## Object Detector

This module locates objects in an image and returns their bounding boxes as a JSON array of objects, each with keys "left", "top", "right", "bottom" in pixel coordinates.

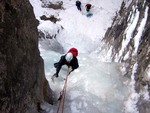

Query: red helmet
[
  {"left": 68, "top": 48, "right": 78, "bottom": 57},
  {"left": 86, "top": 3, "right": 91, "bottom": 6}
]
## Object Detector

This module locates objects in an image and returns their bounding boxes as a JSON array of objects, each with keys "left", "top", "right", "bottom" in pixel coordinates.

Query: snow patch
[
  {"left": 118, "top": 7, "right": 139, "bottom": 60},
  {"left": 133, "top": 6, "right": 149, "bottom": 55}
]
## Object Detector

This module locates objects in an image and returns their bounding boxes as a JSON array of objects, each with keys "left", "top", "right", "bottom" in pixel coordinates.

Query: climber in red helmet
[
  {"left": 85, "top": 3, "right": 92, "bottom": 12},
  {"left": 53, "top": 48, "right": 79, "bottom": 78}
]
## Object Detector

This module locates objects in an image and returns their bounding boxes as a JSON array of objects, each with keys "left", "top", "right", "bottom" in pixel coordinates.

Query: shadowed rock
[{"left": 0, "top": 0, "right": 54, "bottom": 113}]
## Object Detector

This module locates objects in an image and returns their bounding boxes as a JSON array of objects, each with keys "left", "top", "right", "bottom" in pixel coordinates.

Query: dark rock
[
  {"left": 41, "top": 1, "right": 64, "bottom": 10},
  {"left": 40, "top": 15, "right": 60, "bottom": 23},
  {"left": 138, "top": 97, "right": 150, "bottom": 113},
  {"left": 0, "top": 0, "right": 54, "bottom": 113}
]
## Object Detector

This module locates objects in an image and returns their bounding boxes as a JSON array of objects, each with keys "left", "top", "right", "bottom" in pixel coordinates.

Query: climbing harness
[{"left": 56, "top": 67, "right": 70, "bottom": 113}]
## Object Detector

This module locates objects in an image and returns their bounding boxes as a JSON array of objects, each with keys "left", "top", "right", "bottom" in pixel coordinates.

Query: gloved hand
[
  {"left": 69, "top": 71, "right": 71, "bottom": 75},
  {"left": 54, "top": 63, "right": 58, "bottom": 68},
  {"left": 54, "top": 73, "right": 59, "bottom": 78},
  {"left": 69, "top": 69, "right": 74, "bottom": 75}
]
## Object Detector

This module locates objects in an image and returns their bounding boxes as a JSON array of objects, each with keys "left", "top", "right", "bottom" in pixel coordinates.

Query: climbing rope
[{"left": 56, "top": 67, "right": 70, "bottom": 113}]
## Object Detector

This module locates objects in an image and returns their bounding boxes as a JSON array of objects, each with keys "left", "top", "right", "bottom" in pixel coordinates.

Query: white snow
[
  {"left": 124, "top": 51, "right": 130, "bottom": 61},
  {"left": 140, "top": 85, "right": 150, "bottom": 101},
  {"left": 133, "top": 6, "right": 149, "bottom": 55},
  {"left": 118, "top": 7, "right": 139, "bottom": 61},
  {"left": 124, "top": 0, "right": 132, "bottom": 8},
  {"left": 147, "top": 66, "right": 150, "bottom": 80},
  {"left": 124, "top": 62, "right": 139, "bottom": 113}
]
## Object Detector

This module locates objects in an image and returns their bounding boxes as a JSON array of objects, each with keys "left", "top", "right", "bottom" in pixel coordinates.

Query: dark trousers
[{"left": 77, "top": 6, "right": 81, "bottom": 11}]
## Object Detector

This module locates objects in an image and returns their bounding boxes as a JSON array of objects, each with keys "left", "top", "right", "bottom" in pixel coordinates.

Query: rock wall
[
  {"left": 0, "top": 0, "right": 54, "bottom": 113},
  {"left": 103, "top": 0, "right": 150, "bottom": 112}
]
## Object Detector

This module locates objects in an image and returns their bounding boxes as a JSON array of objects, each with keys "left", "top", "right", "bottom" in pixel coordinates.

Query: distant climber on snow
[
  {"left": 53, "top": 48, "right": 79, "bottom": 78},
  {"left": 76, "top": 0, "right": 81, "bottom": 11},
  {"left": 85, "top": 3, "right": 92, "bottom": 12}
]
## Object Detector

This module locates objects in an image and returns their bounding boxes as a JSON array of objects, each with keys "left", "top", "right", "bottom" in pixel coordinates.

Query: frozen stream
[{"left": 39, "top": 44, "right": 129, "bottom": 113}]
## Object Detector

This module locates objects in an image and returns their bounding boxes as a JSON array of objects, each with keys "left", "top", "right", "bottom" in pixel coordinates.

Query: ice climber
[
  {"left": 85, "top": 3, "right": 92, "bottom": 12},
  {"left": 53, "top": 48, "right": 79, "bottom": 78},
  {"left": 76, "top": 0, "right": 81, "bottom": 11}
]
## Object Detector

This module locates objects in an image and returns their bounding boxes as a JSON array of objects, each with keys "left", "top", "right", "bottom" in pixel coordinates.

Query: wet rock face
[
  {"left": 41, "top": 0, "right": 63, "bottom": 9},
  {"left": 0, "top": 0, "right": 54, "bottom": 113},
  {"left": 40, "top": 15, "right": 60, "bottom": 23},
  {"left": 104, "top": 0, "right": 150, "bottom": 112}
]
